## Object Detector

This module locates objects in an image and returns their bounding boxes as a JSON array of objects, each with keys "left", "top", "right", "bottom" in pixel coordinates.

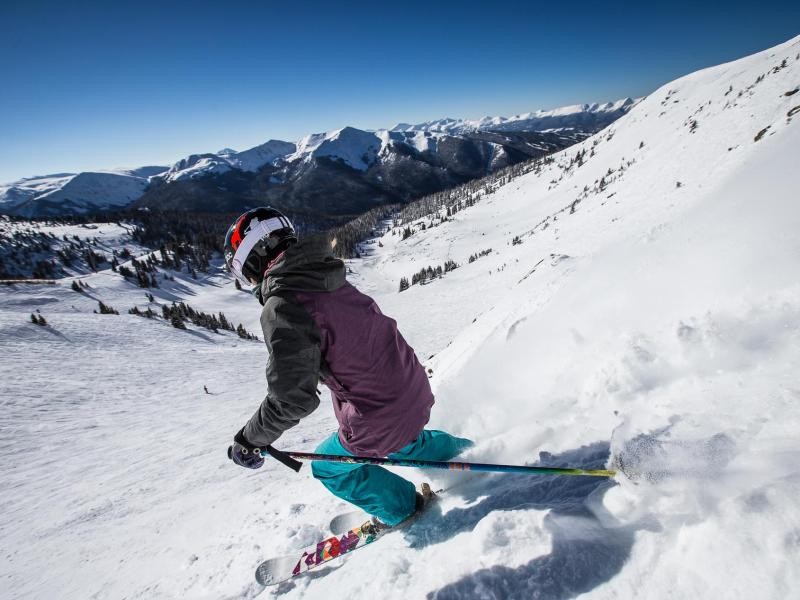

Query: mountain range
[{"left": 0, "top": 99, "right": 637, "bottom": 219}]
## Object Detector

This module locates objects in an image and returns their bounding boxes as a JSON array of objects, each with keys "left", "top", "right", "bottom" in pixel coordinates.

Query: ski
[
  {"left": 255, "top": 520, "right": 384, "bottom": 586},
  {"left": 256, "top": 484, "right": 440, "bottom": 586},
  {"left": 329, "top": 510, "right": 368, "bottom": 536}
]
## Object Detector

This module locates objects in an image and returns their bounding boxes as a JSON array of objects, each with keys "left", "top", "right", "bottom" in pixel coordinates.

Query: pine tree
[{"left": 97, "top": 301, "right": 119, "bottom": 315}]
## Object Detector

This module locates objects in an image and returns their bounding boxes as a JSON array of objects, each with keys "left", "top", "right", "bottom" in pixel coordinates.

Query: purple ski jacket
[{"left": 242, "top": 236, "right": 434, "bottom": 457}]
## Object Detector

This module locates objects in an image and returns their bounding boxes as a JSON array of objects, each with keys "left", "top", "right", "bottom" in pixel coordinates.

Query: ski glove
[{"left": 227, "top": 428, "right": 265, "bottom": 469}]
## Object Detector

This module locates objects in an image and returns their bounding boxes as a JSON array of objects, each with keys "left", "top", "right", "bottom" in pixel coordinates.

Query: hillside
[
  {"left": 345, "top": 33, "right": 800, "bottom": 598},
  {"left": 0, "top": 168, "right": 168, "bottom": 218},
  {"left": 1, "top": 35, "right": 799, "bottom": 600}
]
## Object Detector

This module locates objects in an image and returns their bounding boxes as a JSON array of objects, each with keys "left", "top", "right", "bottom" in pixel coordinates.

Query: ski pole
[{"left": 259, "top": 446, "right": 616, "bottom": 478}]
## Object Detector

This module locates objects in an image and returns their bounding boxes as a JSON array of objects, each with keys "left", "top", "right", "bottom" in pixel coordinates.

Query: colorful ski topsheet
[
  {"left": 256, "top": 487, "right": 441, "bottom": 586},
  {"left": 255, "top": 522, "right": 380, "bottom": 586}
]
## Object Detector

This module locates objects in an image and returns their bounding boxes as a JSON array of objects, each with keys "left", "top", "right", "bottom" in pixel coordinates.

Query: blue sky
[{"left": 1, "top": 0, "right": 798, "bottom": 182}]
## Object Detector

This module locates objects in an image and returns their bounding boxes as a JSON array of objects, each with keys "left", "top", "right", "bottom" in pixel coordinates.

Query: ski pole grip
[{"left": 262, "top": 445, "right": 303, "bottom": 472}]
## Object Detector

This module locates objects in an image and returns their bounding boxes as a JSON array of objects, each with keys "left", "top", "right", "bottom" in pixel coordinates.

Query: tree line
[{"left": 398, "top": 259, "right": 459, "bottom": 291}]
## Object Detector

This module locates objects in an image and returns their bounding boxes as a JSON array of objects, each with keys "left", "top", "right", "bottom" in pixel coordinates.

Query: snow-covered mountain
[
  {"left": 136, "top": 125, "right": 607, "bottom": 216},
  {"left": 0, "top": 167, "right": 167, "bottom": 217},
  {"left": 1, "top": 35, "right": 799, "bottom": 600},
  {"left": 163, "top": 140, "right": 296, "bottom": 182},
  {"left": 288, "top": 127, "right": 382, "bottom": 171},
  {"left": 0, "top": 99, "right": 637, "bottom": 218},
  {"left": 159, "top": 100, "right": 637, "bottom": 183},
  {"left": 391, "top": 97, "right": 639, "bottom": 134}
]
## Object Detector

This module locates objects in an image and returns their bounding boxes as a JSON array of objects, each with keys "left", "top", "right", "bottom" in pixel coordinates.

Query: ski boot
[{"left": 361, "top": 483, "right": 436, "bottom": 535}]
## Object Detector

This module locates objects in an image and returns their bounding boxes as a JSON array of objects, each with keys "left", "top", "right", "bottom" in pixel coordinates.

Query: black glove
[{"left": 227, "top": 428, "right": 265, "bottom": 469}]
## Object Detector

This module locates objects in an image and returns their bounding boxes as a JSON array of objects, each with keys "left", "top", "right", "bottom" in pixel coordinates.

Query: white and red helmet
[{"left": 224, "top": 207, "right": 296, "bottom": 286}]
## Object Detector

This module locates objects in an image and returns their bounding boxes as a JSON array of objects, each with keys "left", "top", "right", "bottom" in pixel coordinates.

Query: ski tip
[
  {"left": 254, "top": 555, "right": 297, "bottom": 587},
  {"left": 255, "top": 565, "right": 277, "bottom": 586}
]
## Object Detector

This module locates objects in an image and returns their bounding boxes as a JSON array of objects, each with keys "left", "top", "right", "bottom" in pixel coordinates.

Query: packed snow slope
[{"left": 1, "top": 35, "right": 799, "bottom": 600}]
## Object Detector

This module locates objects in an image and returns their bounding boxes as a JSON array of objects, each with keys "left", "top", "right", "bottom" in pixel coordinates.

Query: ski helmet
[{"left": 224, "top": 207, "right": 297, "bottom": 286}]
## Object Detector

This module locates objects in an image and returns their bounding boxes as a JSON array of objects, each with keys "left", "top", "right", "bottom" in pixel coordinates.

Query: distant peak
[{"left": 393, "top": 97, "right": 641, "bottom": 134}]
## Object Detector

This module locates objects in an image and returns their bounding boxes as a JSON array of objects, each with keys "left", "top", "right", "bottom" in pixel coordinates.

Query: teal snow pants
[{"left": 311, "top": 429, "right": 473, "bottom": 526}]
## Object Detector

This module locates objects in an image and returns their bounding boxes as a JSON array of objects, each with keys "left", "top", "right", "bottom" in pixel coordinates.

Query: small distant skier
[
  {"left": 204, "top": 385, "right": 210, "bottom": 395},
  {"left": 224, "top": 207, "right": 472, "bottom": 528}
]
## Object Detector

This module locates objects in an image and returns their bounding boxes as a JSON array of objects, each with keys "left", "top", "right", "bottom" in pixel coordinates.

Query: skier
[
  {"left": 224, "top": 207, "right": 472, "bottom": 528},
  {"left": 204, "top": 385, "right": 210, "bottom": 395}
]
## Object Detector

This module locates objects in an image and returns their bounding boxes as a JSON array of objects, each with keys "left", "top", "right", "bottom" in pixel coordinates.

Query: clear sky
[{"left": 1, "top": 0, "right": 798, "bottom": 183}]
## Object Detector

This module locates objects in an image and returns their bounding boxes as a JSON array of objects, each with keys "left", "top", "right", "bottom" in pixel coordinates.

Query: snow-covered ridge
[
  {"left": 287, "top": 127, "right": 382, "bottom": 172},
  {"left": 163, "top": 100, "right": 634, "bottom": 183},
  {"left": 0, "top": 167, "right": 169, "bottom": 217},
  {"left": 1, "top": 98, "right": 636, "bottom": 213},
  {"left": 391, "top": 97, "right": 640, "bottom": 134},
  {"left": 162, "top": 140, "right": 296, "bottom": 182},
  {"left": 161, "top": 128, "right": 388, "bottom": 180},
  {"left": 150, "top": 98, "right": 640, "bottom": 182}
]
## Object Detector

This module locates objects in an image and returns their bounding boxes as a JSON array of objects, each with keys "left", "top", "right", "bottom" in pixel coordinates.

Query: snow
[
  {"left": 165, "top": 127, "right": 386, "bottom": 180},
  {"left": 288, "top": 127, "right": 382, "bottom": 171},
  {"left": 162, "top": 98, "right": 641, "bottom": 182},
  {"left": 0, "top": 168, "right": 168, "bottom": 216},
  {"left": 233, "top": 140, "right": 296, "bottom": 172},
  {"left": 163, "top": 153, "right": 237, "bottom": 182},
  {"left": 0, "top": 173, "right": 75, "bottom": 211},
  {"left": 163, "top": 141, "right": 298, "bottom": 182},
  {"left": 375, "top": 129, "right": 446, "bottom": 155},
  {"left": 391, "top": 97, "right": 640, "bottom": 134},
  {"left": 1, "top": 97, "right": 636, "bottom": 212},
  {"left": 2, "top": 34, "right": 800, "bottom": 600}
]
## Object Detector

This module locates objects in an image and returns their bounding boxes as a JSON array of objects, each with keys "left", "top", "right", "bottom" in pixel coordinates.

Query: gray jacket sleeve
[{"left": 242, "top": 294, "right": 322, "bottom": 447}]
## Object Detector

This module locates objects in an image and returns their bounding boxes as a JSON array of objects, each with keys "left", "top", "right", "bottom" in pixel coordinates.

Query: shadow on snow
[{"left": 403, "top": 441, "right": 654, "bottom": 600}]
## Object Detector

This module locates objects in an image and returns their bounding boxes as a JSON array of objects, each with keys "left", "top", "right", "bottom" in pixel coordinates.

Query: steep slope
[{"left": 338, "top": 34, "right": 800, "bottom": 599}]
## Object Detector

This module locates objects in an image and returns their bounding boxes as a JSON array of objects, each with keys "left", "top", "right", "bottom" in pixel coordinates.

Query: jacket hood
[{"left": 259, "top": 235, "right": 346, "bottom": 302}]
